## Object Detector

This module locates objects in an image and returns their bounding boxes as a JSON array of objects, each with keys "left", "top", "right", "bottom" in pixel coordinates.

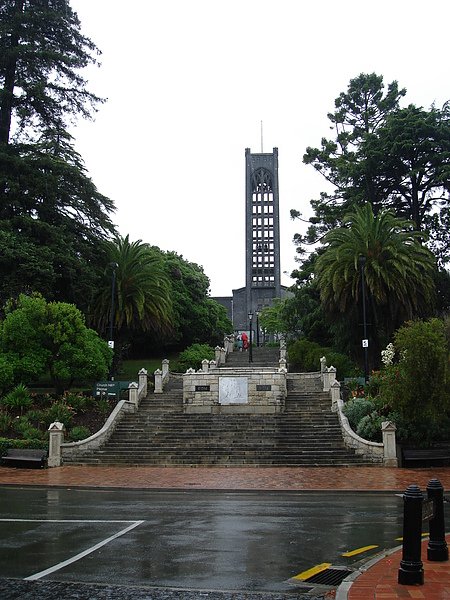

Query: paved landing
[{"left": 1, "top": 465, "right": 450, "bottom": 491}]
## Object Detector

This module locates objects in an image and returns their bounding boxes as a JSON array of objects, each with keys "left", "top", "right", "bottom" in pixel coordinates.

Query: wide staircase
[{"left": 64, "top": 348, "right": 373, "bottom": 466}]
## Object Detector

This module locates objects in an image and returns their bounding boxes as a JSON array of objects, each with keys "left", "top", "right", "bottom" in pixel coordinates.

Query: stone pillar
[
  {"left": 320, "top": 356, "right": 327, "bottom": 375},
  {"left": 322, "top": 366, "right": 336, "bottom": 392},
  {"left": 154, "top": 369, "right": 163, "bottom": 394},
  {"left": 138, "top": 368, "right": 148, "bottom": 396},
  {"left": 227, "top": 335, "right": 235, "bottom": 353},
  {"left": 162, "top": 359, "right": 169, "bottom": 380},
  {"left": 215, "top": 346, "right": 222, "bottom": 365},
  {"left": 220, "top": 347, "right": 226, "bottom": 365},
  {"left": 279, "top": 358, "right": 287, "bottom": 371},
  {"left": 48, "top": 421, "right": 65, "bottom": 467},
  {"left": 128, "top": 382, "right": 139, "bottom": 408},
  {"left": 382, "top": 421, "right": 398, "bottom": 467},
  {"left": 330, "top": 380, "right": 341, "bottom": 411},
  {"left": 202, "top": 359, "right": 209, "bottom": 373},
  {"left": 209, "top": 360, "right": 217, "bottom": 370}
]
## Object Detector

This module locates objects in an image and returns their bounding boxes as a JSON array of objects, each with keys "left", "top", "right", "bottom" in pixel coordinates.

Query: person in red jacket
[{"left": 241, "top": 331, "right": 249, "bottom": 351}]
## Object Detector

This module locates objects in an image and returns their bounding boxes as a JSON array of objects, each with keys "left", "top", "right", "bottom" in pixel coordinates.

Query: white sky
[{"left": 69, "top": 0, "right": 450, "bottom": 296}]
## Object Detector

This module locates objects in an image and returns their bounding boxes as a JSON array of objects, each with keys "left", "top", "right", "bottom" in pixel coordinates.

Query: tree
[
  {"left": 296, "top": 74, "right": 450, "bottom": 266},
  {"left": 0, "top": 293, "right": 111, "bottom": 393},
  {"left": 0, "top": 0, "right": 103, "bottom": 145},
  {"left": 161, "top": 251, "right": 232, "bottom": 349},
  {"left": 0, "top": 130, "right": 115, "bottom": 308},
  {"left": 296, "top": 73, "right": 405, "bottom": 248},
  {"left": 362, "top": 104, "right": 450, "bottom": 263},
  {"left": 90, "top": 236, "right": 174, "bottom": 342},
  {"left": 315, "top": 204, "right": 436, "bottom": 364},
  {"left": 0, "top": 3, "right": 115, "bottom": 309},
  {"left": 258, "top": 300, "right": 286, "bottom": 338}
]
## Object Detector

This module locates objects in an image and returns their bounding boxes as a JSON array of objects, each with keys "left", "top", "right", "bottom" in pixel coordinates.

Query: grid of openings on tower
[{"left": 251, "top": 168, "right": 275, "bottom": 286}]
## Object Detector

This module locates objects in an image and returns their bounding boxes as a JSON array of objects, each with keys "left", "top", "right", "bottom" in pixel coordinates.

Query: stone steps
[{"left": 63, "top": 355, "right": 375, "bottom": 467}]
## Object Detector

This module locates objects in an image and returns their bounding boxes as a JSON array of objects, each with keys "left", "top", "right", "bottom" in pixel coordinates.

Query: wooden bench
[
  {"left": 401, "top": 447, "right": 450, "bottom": 468},
  {"left": 1, "top": 448, "right": 47, "bottom": 469}
]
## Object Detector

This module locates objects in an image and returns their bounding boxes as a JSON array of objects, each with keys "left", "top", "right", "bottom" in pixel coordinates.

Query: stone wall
[{"left": 183, "top": 367, "right": 287, "bottom": 414}]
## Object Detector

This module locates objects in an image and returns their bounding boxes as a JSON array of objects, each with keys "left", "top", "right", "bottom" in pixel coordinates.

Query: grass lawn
[{"left": 116, "top": 355, "right": 179, "bottom": 381}]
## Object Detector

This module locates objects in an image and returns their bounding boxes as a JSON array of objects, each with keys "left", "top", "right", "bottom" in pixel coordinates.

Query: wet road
[{"left": 0, "top": 486, "right": 444, "bottom": 594}]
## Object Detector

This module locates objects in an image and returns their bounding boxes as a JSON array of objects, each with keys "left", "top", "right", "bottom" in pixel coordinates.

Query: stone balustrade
[
  {"left": 322, "top": 356, "right": 397, "bottom": 466},
  {"left": 56, "top": 373, "right": 148, "bottom": 467}
]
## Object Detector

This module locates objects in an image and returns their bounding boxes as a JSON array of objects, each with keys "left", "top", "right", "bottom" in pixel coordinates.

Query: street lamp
[
  {"left": 256, "top": 311, "right": 260, "bottom": 347},
  {"left": 359, "top": 255, "right": 369, "bottom": 383},
  {"left": 248, "top": 311, "right": 253, "bottom": 363},
  {"left": 109, "top": 262, "right": 118, "bottom": 380}
]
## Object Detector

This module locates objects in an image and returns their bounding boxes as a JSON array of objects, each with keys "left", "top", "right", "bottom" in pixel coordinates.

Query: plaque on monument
[
  {"left": 219, "top": 377, "right": 248, "bottom": 404},
  {"left": 195, "top": 385, "right": 210, "bottom": 392},
  {"left": 257, "top": 384, "right": 271, "bottom": 391}
]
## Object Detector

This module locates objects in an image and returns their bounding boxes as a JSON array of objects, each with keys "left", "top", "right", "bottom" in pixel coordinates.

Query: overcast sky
[{"left": 69, "top": 0, "right": 450, "bottom": 296}]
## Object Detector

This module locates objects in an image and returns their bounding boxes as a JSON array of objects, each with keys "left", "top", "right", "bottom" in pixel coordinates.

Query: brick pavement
[
  {"left": 1, "top": 465, "right": 450, "bottom": 491},
  {"left": 341, "top": 535, "right": 450, "bottom": 600}
]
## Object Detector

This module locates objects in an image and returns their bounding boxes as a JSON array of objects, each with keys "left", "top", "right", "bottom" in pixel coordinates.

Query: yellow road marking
[
  {"left": 341, "top": 545, "right": 378, "bottom": 557},
  {"left": 292, "top": 562, "right": 332, "bottom": 581},
  {"left": 395, "top": 533, "right": 428, "bottom": 541}
]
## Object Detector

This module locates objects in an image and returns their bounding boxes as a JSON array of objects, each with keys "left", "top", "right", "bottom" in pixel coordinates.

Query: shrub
[
  {"left": 43, "top": 402, "right": 75, "bottom": 427},
  {"left": 25, "top": 409, "right": 47, "bottom": 431},
  {"left": 378, "top": 319, "right": 450, "bottom": 445},
  {"left": 1, "top": 384, "right": 33, "bottom": 414},
  {"left": 0, "top": 437, "right": 48, "bottom": 457},
  {"left": 0, "top": 411, "right": 12, "bottom": 433},
  {"left": 68, "top": 426, "right": 91, "bottom": 442},
  {"left": 365, "top": 371, "right": 382, "bottom": 397},
  {"left": 173, "top": 343, "right": 215, "bottom": 372},
  {"left": 0, "top": 355, "right": 14, "bottom": 396},
  {"left": 96, "top": 396, "right": 112, "bottom": 415},
  {"left": 325, "top": 351, "right": 359, "bottom": 379},
  {"left": 62, "top": 392, "right": 88, "bottom": 413},
  {"left": 12, "top": 416, "right": 45, "bottom": 440},
  {"left": 343, "top": 397, "right": 376, "bottom": 431},
  {"left": 288, "top": 339, "right": 359, "bottom": 378},
  {"left": 288, "top": 339, "right": 323, "bottom": 372},
  {"left": 356, "top": 411, "right": 383, "bottom": 442}
]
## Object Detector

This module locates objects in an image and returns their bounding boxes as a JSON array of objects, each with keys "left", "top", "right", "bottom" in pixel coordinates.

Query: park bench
[
  {"left": 1, "top": 448, "right": 48, "bottom": 469},
  {"left": 401, "top": 447, "right": 450, "bottom": 468}
]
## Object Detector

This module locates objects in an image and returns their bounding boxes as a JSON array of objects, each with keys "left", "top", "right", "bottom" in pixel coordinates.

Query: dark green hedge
[{"left": 0, "top": 437, "right": 48, "bottom": 457}]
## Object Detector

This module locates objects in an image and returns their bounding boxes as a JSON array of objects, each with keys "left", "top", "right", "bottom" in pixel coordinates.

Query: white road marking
[
  {"left": 0, "top": 519, "right": 138, "bottom": 523},
  {"left": 20, "top": 520, "right": 145, "bottom": 581}
]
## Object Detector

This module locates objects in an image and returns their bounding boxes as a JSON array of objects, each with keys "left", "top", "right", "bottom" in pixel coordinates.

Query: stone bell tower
[{"left": 230, "top": 147, "right": 283, "bottom": 330}]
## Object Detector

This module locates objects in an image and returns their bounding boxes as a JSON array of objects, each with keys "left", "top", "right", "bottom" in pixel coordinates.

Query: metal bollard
[
  {"left": 427, "top": 478, "right": 449, "bottom": 562},
  {"left": 398, "top": 484, "right": 424, "bottom": 585}
]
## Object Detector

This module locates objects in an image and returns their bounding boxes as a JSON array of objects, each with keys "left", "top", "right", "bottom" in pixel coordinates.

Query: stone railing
[
  {"left": 321, "top": 357, "right": 398, "bottom": 467},
  {"left": 154, "top": 359, "right": 170, "bottom": 393},
  {"left": 52, "top": 369, "right": 148, "bottom": 467}
]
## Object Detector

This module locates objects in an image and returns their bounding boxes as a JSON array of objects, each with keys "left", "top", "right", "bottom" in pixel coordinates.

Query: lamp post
[
  {"left": 256, "top": 311, "right": 260, "bottom": 347},
  {"left": 108, "top": 262, "right": 118, "bottom": 380},
  {"left": 248, "top": 311, "right": 253, "bottom": 363},
  {"left": 359, "top": 255, "right": 369, "bottom": 383}
]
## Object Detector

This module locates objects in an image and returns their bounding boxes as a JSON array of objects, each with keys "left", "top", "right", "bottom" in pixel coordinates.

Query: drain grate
[{"left": 303, "top": 567, "right": 353, "bottom": 586}]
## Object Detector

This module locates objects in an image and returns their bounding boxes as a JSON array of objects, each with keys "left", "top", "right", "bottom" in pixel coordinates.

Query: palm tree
[
  {"left": 91, "top": 235, "right": 173, "bottom": 339},
  {"left": 315, "top": 203, "right": 436, "bottom": 362}
]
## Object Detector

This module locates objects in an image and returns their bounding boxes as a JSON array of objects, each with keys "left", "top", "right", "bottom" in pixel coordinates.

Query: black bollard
[
  {"left": 427, "top": 478, "right": 449, "bottom": 562},
  {"left": 398, "top": 484, "right": 424, "bottom": 585}
]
